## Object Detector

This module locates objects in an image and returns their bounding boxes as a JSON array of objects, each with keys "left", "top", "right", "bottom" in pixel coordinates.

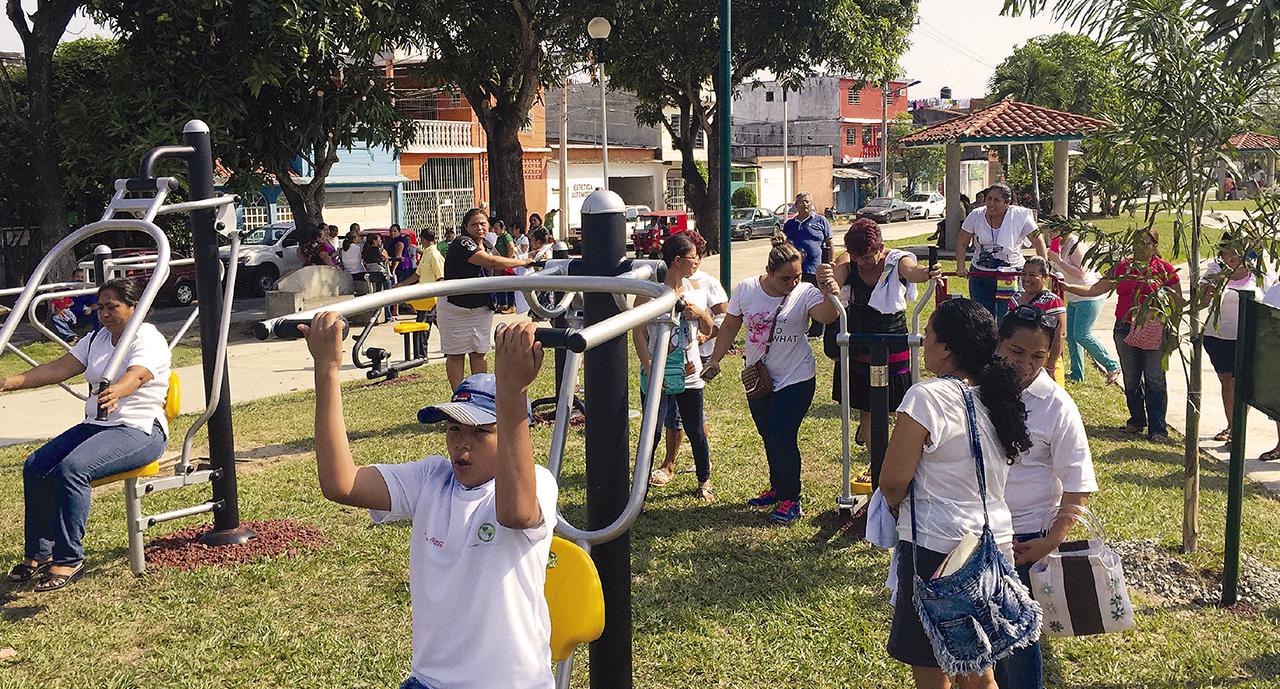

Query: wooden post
[
  {"left": 944, "top": 143, "right": 962, "bottom": 249},
  {"left": 1052, "top": 139, "right": 1069, "bottom": 217}
]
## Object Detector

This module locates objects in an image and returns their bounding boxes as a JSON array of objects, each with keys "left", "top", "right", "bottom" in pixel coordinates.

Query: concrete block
[
  {"left": 265, "top": 290, "right": 303, "bottom": 318},
  {"left": 274, "top": 266, "right": 354, "bottom": 297}
]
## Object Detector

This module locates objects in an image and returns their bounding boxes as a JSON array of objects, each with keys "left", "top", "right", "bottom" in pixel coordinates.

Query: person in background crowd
[
  {"left": 1199, "top": 235, "right": 1259, "bottom": 444},
  {"left": 361, "top": 233, "right": 395, "bottom": 321},
  {"left": 69, "top": 268, "right": 98, "bottom": 334},
  {"left": 484, "top": 220, "right": 500, "bottom": 253},
  {"left": 299, "top": 227, "right": 339, "bottom": 267},
  {"left": 956, "top": 182, "right": 1048, "bottom": 320},
  {"left": 829, "top": 219, "right": 939, "bottom": 447},
  {"left": 1047, "top": 224, "right": 1121, "bottom": 385},
  {"left": 528, "top": 213, "right": 543, "bottom": 233},
  {"left": 1063, "top": 227, "right": 1184, "bottom": 443},
  {"left": 782, "top": 191, "right": 833, "bottom": 338},
  {"left": 492, "top": 221, "right": 517, "bottom": 314},
  {"left": 48, "top": 294, "right": 79, "bottom": 344},
  {"left": 544, "top": 209, "right": 558, "bottom": 235},
  {"left": 438, "top": 227, "right": 456, "bottom": 255},
  {"left": 649, "top": 231, "right": 728, "bottom": 487},
  {"left": 1262, "top": 282, "right": 1280, "bottom": 461},
  {"left": 703, "top": 236, "right": 841, "bottom": 525},
  {"left": 879, "top": 297, "right": 1032, "bottom": 689},
  {"left": 1008, "top": 257, "right": 1066, "bottom": 382},
  {"left": 1223, "top": 175, "right": 1238, "bottom": 201},
  {"left": 511, "top": 224, "right": 533, "bottom": 314},
  {"left": 992, "top": 305, "right": 1097, "bottom": 689},
  {"left": 339, "top": 225, "right": 365, "bottom": 282},
  {"left": 2, "top": 278, "right": 172, "bottom": 592},
  {"left": 388, "top": 224, "right": 414, "bottom": 283},
  {"left": 440, "top": 208, "right": 533, "bottom": 392},
  {"left": 326, "top": 225, "right": 340, "bottom": 251},
  {"left": 634, "top": 233, "right": 717, "bottom": 502}
]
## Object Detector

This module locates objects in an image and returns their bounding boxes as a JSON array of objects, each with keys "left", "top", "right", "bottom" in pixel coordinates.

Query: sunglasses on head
[{"left": 1009, "top": 304, "right": 1058, "bottom": 330}]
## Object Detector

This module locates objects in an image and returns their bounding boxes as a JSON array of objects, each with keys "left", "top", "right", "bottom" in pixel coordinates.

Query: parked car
[
  {"left": 773, "top": 202, "right": 797, "bottom": 222},
  {"left": 632, "top": 210, "right": 691, "bottom": 258},
  {"left": 731, "top": 207, "right": 782, "bottom": 240},
  {"left": 78, "top": 247, "right": 199, "bottom": 306},
  {"left": 904, "top": 192, "right": 945, "bottom": 219},
  {"left": 220, "top": 221, "right": 303, "bottom": 296},
  {"left": 855, "top": 197, "right": 913, "bottom": 223}
]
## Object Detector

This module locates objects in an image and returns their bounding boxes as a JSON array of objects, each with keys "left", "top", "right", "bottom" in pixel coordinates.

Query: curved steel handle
[{"left": 827, "top": 293, "right": 854, "bottom": 508}]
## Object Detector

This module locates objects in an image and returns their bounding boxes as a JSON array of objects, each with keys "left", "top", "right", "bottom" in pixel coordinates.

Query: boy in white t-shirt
[{"left": 302, "top": 314, "right": 558, "bottom": 689}]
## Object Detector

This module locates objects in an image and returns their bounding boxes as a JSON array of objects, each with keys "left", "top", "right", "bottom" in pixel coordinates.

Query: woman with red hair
[{"left": 830, "top": 218, "right": 940, "bottom": 445}]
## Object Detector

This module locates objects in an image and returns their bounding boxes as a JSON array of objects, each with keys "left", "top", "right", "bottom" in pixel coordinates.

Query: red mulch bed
[
  {"left": 145, "top": 519, "right": 326, "bottom": 571},
  {"left": 531, "top": 410, "right": 586, "bottom": 428}
]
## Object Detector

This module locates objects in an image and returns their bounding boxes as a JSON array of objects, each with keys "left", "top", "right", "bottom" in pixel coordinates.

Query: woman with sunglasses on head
[
  {"left": 880, "top": 297, "right": 1034, "bottom": 688},
  {"left": 1062, "top": 227, "right": 1184, "bottom": 443},
  {"left": 830, "top": 218, "right": 940, "bottom": 445},
  {"left": 991, "top": 305, "right": 1097, "bottom": 689},
  {"left": 955, "top": 183, "right": 1048, "bottom": 320},
  {"left": 634, "top": 233, "right": 717, "bottom": 502},
  {"left": 704, "top": 235, "right": 841, "bottom": 524}
]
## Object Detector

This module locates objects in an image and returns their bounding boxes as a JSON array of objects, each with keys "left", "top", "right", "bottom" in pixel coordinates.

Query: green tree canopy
[
  {"left": 987, "top": 32, "right": 1123, "bottom": 116},
  {"left": 889, "top": 113, "right": 943, "bottom": 193}
]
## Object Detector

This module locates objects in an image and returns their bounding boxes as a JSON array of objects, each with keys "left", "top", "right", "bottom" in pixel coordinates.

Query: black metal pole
[
  {"left": 869, "top": 340, "right": 889, "bottom": 489},
  {"left": 183, "top": 120, "right": 255, "bottom": 546},
  {"left": 580, "top": 190, "right": 631, "bottom": 689},
  {"left": 92, "top": 245, "right": 112, "bottom": 420},
  {"left": 1223, "top": 290, "right": 1255, "bottom": 605}
]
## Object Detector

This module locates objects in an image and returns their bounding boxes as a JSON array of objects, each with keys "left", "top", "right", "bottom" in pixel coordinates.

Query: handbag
[
  {"left": 640, "top": 317, "right": 689, "bottom": 395},
  {"left": 1028, "top": 505, "right": 1134, "bottom": 637},
  {"left": 909, "top": 379, "right": 1042, "bottom": 676},
  {"left": 741, "top": 299, "right": 787, "bottom": 400},
  {"left": 1123, "top": 317, "right": 1163, "bottom": 351}
]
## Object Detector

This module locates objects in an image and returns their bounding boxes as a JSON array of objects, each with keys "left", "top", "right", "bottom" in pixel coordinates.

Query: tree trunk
[
  {"left": 483, "top": 118, "right": 527, "bottom": 229},
  {"left": 8, "top": 0, "right": 81, "bottom": 275},
  {"left": 277, "top": 172, "right": 325, "bottom": 236},
  {"left": 1182, "top": 183, "right": 1206, "bottom": 554}
]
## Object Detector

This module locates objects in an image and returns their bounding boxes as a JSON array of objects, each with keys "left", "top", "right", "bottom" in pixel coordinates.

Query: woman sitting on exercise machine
[{"left": 0, "top": 278, "right": 172, "bottom": 591}]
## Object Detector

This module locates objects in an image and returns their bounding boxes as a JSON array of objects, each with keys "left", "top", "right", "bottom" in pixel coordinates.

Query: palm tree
[{"left": 989, "top": 45, "right": 1067, "bottom": 210}]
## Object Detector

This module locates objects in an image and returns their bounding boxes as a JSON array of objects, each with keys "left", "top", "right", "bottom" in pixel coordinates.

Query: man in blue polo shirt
[{"left": 782, "top": 191, "right": 832, "bottom": 337}]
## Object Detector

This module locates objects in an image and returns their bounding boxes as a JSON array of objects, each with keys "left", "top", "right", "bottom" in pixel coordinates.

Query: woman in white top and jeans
[
  {"left": 992, "top": 305, "right": 1098, "bottom": 689},
  {"left": 880, "top": 297, "right": 1033, "bottom": 689},
  {"left": 1046, "top": 226, "right": 1120, "bottom": 384},
  {"left": 955, "top": 183, "right": 1048, "bottom": 320},
  {"left": 704, "top": 236, "right": 841, "bottom": 524},
  {"left": 0, "top": 279, "right": 172, "bottom": 592},
  {"left": 634, "top": 233, "right": 717, "bottom": 501}
]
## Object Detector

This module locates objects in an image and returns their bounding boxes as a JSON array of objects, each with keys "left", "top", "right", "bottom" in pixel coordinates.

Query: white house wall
[{"left": 547, "top": 159, "right": 668, "bottom": 229}]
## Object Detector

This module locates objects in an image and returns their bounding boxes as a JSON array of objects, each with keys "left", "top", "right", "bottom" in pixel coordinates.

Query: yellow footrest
[
  {"left": 851, "top": 479, "right": 873, "bottom": 495},
  {"left": 393, "top": 322, "right": 431, "bottom": 335},
  {"left": 91, "top": 460, "right": 160, "bottom": 488}
]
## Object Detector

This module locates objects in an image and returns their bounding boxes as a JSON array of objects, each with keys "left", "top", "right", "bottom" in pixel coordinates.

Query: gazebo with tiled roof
[
  {"left": 899, "top": 98, "right": 1112, "bottom": 248},
  {"left": 1223, "top": 132, "right": 1278, "bottom": 194}
]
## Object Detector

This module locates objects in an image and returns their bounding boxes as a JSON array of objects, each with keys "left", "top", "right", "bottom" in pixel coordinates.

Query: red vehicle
[
  {"left": 78, "top": 247, "right": 200, "bottom": 306},
  {"left": 631, "top": 210, "right": 691, "bottom": 258}
]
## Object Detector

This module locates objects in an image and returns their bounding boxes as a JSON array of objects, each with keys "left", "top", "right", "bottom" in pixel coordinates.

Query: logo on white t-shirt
[{"left": 478, "top": 523, "right": 496, "bottom": 542}]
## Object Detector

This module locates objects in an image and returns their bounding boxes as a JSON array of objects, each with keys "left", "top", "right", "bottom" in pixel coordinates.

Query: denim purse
[{"left": 909, "top": 379, "right": 1041, "bottom": 676}]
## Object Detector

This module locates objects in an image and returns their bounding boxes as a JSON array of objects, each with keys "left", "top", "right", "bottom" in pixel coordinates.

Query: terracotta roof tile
[
  {"left": 1227, "top": 132, "right": 1280, "bottom": 151},
  {"left": 899, "top": 98, "right": 1113, "bottom": 146}
]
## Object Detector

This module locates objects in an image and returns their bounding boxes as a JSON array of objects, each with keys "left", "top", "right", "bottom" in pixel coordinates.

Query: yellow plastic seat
[
  {"left": 393, "top": 322, "right": 431, "bottom": 335},
  {"left": 90, "top": 372, "right": 179, "bottom": 488},
  {"left": 407, "top": 296, "right": 437, "bottom": 312},
  {"left": 544, "top": 536, "right": 605, "bottom": 663},
  {"left": 91, "top": 459, "right": 160, "bottom": 487}
]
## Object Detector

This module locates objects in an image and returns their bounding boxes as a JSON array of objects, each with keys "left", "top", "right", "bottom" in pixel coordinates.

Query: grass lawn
[
  {"left": 2, "top": 312, "right": 1280, "bottom": 686},
  {"left": 0, "top": 340, "right": 204, "bottom": 392}
]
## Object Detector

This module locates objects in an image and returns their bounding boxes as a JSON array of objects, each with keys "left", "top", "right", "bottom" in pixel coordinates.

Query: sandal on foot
[
  {"left": 696, "top": 482, "right": 716, "bottom": 503},
  {"left": 1123, "top": 424, "right": 1144, "bottom": 435},
  {"left": 1260, "top": 448, "right": 1280, "bottom": 461},
  {"left": 6, "top": 560, "right": 51, "bottom": 583},
  {"left": 649, "top": 468, "right": 675, "bottom": 487},
  {"left": 855, "top": 423, "right": 867, "bottom": 447},
  {"left": 34, "top": 563, "right": 83, "bottom": 593},
  {"left": 1214, "top": 429, "right": 1232, "bottom": 442}
]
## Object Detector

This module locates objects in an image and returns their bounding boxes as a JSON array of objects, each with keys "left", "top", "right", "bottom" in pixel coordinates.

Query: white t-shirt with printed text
[
  {"left": 1006, "top": 370, "right": 1097, "bottom": 534},
  {"left": 727, "top": 276, "right": 824, "bottom": 391},
  {"left": 895, "top": 377, "right": 1014, "bottom": 552},
  {"left": 70, "top": 323, "right": 171, "bottom": 436},
  {"left": 371, "top": 457, "right": 559, "bottom": 689}
]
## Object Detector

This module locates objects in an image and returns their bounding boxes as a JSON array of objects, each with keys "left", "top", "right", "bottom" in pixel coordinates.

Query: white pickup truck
[{"left": 219, "top": 221, "right": 304, "bottom": 295}]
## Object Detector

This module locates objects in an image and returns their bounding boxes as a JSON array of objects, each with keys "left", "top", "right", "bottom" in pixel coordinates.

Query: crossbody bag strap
[{"left": 953, "top": 378, "right": 991, "bottom": 528}]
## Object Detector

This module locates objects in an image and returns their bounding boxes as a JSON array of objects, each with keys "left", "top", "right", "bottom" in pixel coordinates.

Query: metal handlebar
[{"left": 910, "top": 247, "right": 940, "bottom": 385}]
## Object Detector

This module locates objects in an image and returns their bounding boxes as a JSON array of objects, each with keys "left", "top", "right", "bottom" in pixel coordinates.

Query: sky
[{"left": 1, "top": 0, "right": 1067, "bottom": 101}]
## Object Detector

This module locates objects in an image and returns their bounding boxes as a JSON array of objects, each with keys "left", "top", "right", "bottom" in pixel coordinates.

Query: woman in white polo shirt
[
  {"left": 704, "top": 235, "right": 841, "bottom": 525},
  {"left": 955, "top": 183, "right": 1048, "bottom": 320},
  {"left": 992, "top": 304, "right": 1098, "bottom": 689},
  {"left": 0, "top": 278, "right": 171, "bottom": 592}
]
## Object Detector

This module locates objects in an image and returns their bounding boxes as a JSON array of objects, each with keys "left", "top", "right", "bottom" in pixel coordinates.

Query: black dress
[{"left": 830, "top": 264, "right": 913, "bottom": 411}]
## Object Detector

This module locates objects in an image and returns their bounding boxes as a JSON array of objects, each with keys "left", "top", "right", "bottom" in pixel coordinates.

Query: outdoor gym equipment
[
  {"left": 257, "top": 190, "right": 672, "bottom": 689},
  {"left": 0, "top": 120, "right": 256, "bottom": 570},
  {"left": 825, "top": 246, "right": 938, "bottom": 514}
]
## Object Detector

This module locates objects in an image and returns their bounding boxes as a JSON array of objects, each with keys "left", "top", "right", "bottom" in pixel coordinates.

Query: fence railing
[{"left": 406, "top": 120, "right": 475, "bottom": 151}]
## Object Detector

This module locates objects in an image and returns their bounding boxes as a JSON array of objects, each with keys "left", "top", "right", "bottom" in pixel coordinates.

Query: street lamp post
[
  {"left": 879, "top": 78, "right": 921, "bottom": 198},
  {"left": 588, "top": 17, "right": 612, "bottom": 191}
]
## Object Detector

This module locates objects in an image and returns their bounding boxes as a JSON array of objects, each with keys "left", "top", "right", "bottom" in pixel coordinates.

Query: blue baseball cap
[{"left": 417, "top": 373, "right": 531, "bottom": 426}]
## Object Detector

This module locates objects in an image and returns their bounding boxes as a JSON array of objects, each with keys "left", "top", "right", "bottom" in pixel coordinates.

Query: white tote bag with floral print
[{"left": 1028, "top": 505, "right": 1135, "bottom": 637}]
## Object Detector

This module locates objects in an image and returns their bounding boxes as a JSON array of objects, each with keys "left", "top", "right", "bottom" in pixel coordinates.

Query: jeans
[
  {"left": 24, "top": 421, "right": 167, "bottom": 565},
  {"left": 994, "top": 533, "right": 1045, "bottom": 689},
  {"left": 398, "top": 677, "right": 438, "bottom": 689},
  {"left": 746, "top": 377, "right": 815, "bottom": 501},
  {"left": 1065, "top": 300, "right": 1119, "bottom": 381},
  {"left": 1114, "top": 323, "right": 1168, "bottom": 437},
  {"left": 49, "top": 314, "right": 77, "bottom": 341},
  {"left": 968, "top": 276, "right": 1010, "bottom": 321},
  {"left": 368, "top": 272, "right": 394, "bottom": 320},
  {"left": 650, "top": 388, "right": 711, "bottom": 482}
]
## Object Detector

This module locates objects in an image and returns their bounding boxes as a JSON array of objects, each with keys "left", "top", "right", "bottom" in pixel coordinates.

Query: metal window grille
[
  {"left": 240, "top": 193, "right": 269, "bottom": 230},
  {"left": 848, "top": 88, "right": 860, "bottom": 105},
  {"left": 846, "top": 128, "right": 858, "bottom": 146},
  {"left": 273, "top": 200, "right": 294, "bottom": 224},
  {"left": 403, "top": 158, "right": 475, "bottom": 230}
]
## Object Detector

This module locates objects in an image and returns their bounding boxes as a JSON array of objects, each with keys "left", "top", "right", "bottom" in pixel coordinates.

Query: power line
[{"left": 915, "top": 21, "right": 999, "bottom": 70}]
